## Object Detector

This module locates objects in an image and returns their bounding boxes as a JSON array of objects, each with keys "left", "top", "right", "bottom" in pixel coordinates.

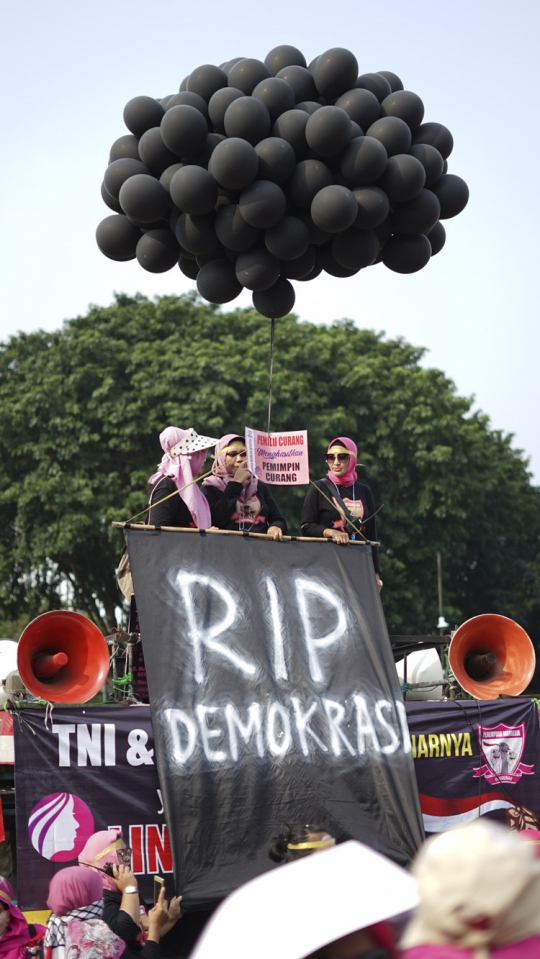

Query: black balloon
[
  {"left": 208, "top": 87, "right": 244, "bottom": 131},
  {"left": 104, "top": 158, "right": 150, "bottom": 198},
  {"left": 101, "top": 181, "right": 123, "bottom": 213},
  {"left": 311, "top": 184, "right": 358, "bottom": 233},
  {"left": 297, "top": 212, "right": 333, "bottom": 246},
  {"left": 119, "top": 174, "right": 169, "bottom": 223},
  {"left": 378, "top": 153, "right": 426, "bottom": 202},
  {"left": 428, "top": 173, "right": 469, "bottom": 218},
  {"left": 224, "top": 96, "right": 271, "bottom": 145},
  {"left": 252, "top": 77, "right": 295, "bottom": 121},
  {"left": 228, "top": 58, "right": 271, "bottom": 94},
  {"left": 166, "top": 91, "right": 209, "bottom": 119},
  {"left": 138, "top": 127, "right": 179, "bottom": 176},
  {"left": 215, "top": 203, "right": 260, "bottom": 250},
  {"left": 109, "top": 134, "right": 140, "bottom": 162},
  {"left": 161, "top": 105, "right": 208, "bottom": 157},
  {"left": 276, "top": 65, "right": 318, "bottom": 103},
  {"left": 408, "top": 144, "right": 444, "bottom": 186},
  {"left": 382, "top": 234, "right": 431, "bottom": 273},
  {"left": 239, "top": 180, "right": 286, "bottom": 228},
  {"left": 194, "top": 132, "right": 226, "bottom": 168},
  {"left": 352, "top": 186, "right": 390, "bottom": 229},
  {"left": 392, "top": 189, "right": 441, "bottom": 235},
  {"left": 209, "top": 137, "right": 259, "bottom": 190},
  {"left": 265, "top": 215, "right": 310, "bottom": 260},
  {"left": 255, "top": 137, "right": 296, "bottom": 183},
  {"left": 272, "top": 109, "right": 309, "bottom": 158},
  {"left": 221, "top": 57, "right": 246, "bottom": 77},
  {"left": 380, "top": 91, "right": 424, "bottom": 131},
  {"left": 175, "top": 212, "right": 217, "bottom": 255},
  {"left": 187, "top": 64, "right": 228, "bottom": 101},
  {"left": 332, "top": 228, "right": 379, "bottom": 269},
  {"left": 265, "top": 45, "right": 307, "bottom": 75},
  {"left": 170, "top": 166, "right": 218, "bottom": 215},
  {"left": 235, "top": 247, "right": 280, "bottom": 290},
  {"left": 313, "top": 47, "right": 358, "bottom": 99},
  {"left": 253, "top": 277, "right": 295, "bottom": 318},
  {"left": 305, "top": 106, "right": 352, "bottom": 157},
  {"left": 366, "top": 116, "right": 412, "bottom": 156},
  {"left": 289, "top": 159, "right": 333, "bottom": 208},
  {"left": 318, "top": 244, "right": 358, "bottom": 277},
  {"left": 136, "top": 229, "right": 180, "bottom": 272},
  {"left": 411, "top": 121, "right": 454, "bottom": 159},
  {"left": 355, "top": 73, "right": 392, "bottom": 102},
  {"left": 377, "top": 71, "right": 404, "bottom": 92},
  {"left": 335, "top": 88, "right": 380, "bottom": 130},
  {"left": 96, "top": 215, "right": 141, "bottom": 260},
  {"left": 279, "top": 245, "right": 317, "bottom": 279},
  {"left": 340, "top": 136, "right": 388, "bottom": 186},
  {"left": 297, "top": 261, "right": 323, "bottom": 281},
  {"left": 426, "top": 220, "right": 446, "bottom": 255},
  {"left": 179, "top": 255, "right": 200, "bottom": 279},
  {"left": 123, "top": 96, "right": 164, "bottom": 137},
  {"left": 196, "top": 248, "right": 227, "bottom": 267},
  {"left": 197, "top": 260, "right": 242, "bottom": 303},
  {"left": 295, "top": 100, "right": 322, "bottom": 115}
]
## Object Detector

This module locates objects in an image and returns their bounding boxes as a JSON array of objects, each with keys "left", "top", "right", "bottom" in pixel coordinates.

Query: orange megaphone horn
[
  {"left": 17, "top": 611, "right": 110, "bottom": 704},
  {"left": 448, "top": 613, "right": 536, "bottom": 700}
]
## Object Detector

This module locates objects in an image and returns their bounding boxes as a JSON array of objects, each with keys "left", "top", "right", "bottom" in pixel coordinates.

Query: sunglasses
[{"left": 326, "top": 453, "right": 350, "bottom": 463}]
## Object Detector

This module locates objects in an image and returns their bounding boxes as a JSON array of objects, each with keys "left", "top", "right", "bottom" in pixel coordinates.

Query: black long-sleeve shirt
[
  {"left": 147, "top": 477, "right": 194, "bottom": 528},
  {"left": 300, "top": 478, "right": 380, "bottom": 572},
  {"left": 203, "top": 480, "right": 287, "bottom": 534}
]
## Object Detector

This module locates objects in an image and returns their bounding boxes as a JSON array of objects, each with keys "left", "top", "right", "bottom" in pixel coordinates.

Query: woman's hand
[
  {"left": 233, "top": 466, "right": 252, "bottom": 485},
  {"left": 376, "top": 573, "right": 383, "bottom": 592},
  {"left": 112, "top": 864, "right": 138, "bottom": 893},
  {"left": 324, "top": 528, "right": 349, "bottom": 545},
  {"left": 147, "top": 888, "right": 171, "bottom": 942},
  {"left": 267, "top": 525, "right": 283, "bottom": 541},
  {"left": 159, "top": 896, "right": 184, "bottom": 937}
]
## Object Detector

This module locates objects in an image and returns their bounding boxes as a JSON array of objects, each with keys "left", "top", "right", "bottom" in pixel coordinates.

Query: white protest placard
[{"left": 245, "top": 428, "right": 310, "bottom": 485}]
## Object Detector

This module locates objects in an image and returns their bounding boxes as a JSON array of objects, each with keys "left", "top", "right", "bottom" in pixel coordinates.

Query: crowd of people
[
  {"left": 145, "top": 426, "right": 381, "bottom": 586},
  {"left": 1, "top": 820, "right": 539, "bottom": 958}
]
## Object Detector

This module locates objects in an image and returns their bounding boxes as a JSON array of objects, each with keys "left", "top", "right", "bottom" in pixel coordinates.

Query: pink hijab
[
  {"left": 47, "top": 867, "right": 103, "bottom": 916},
  {"left": 148, "top": 426, "right": 211, "bottom": 529},
  {"left": 402, "top": 941, "right": 540, "bottom": 958},
  {"left": 326, "top": 436, "right": 358, "bottom": 486},
  {"left": 0, "top": 877, "right": 34, "bottom": 959},
  {"left": 78, "top": 829, "right": 123, "bottom": 893},
  {"left": 203, "top": 434, "right": 258, "bottom": 501}
]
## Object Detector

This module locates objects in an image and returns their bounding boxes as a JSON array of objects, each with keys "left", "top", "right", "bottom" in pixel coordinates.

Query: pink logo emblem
[
  {"left": 28, "top": 792, "right": 94, "bottom": 861},
  {"left": 473, "top": 722, "right": 534, "bottom": 785}
]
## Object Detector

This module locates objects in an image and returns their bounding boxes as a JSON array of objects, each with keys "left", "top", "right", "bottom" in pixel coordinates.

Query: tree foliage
[{"left": 0, "top": 292, "right": 539, "bottom": 656}]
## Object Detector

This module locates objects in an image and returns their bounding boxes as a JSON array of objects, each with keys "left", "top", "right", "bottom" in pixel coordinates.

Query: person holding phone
[
  {"left": 202, "top": 434, "right": 287, "bottom": 539},
  {"left": 300, "top": 436, "right": 382, "bottom": 591}
]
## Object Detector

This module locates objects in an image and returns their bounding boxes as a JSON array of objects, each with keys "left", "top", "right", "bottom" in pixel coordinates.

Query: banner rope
[
  {"left": 267, "top": 317, "right": 275, "bottom": 435},
  {"left": 307, "top": 480, "right": 383, "bottom": 546},
  {"left": 119, "top": 468, "right": 214, "bottom": 526}
]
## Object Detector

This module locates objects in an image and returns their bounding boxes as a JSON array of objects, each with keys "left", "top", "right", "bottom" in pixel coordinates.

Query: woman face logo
[{"left": 28, "top": 793, "right": 94, "bottom": 861}]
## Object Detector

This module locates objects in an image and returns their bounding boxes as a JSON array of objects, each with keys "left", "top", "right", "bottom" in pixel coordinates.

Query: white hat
[
  {"left": 190, "top": 840, "right": 418, "bottom": 959},
  {"left": 167, "top": 427, "right": 220, "bottom": 457}
]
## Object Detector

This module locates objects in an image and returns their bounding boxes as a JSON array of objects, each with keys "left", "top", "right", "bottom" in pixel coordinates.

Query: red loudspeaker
[
  {"left": 448, "top": 613, "right": 536, "bottom": 700},
  {"left": 17, "top": 611, "right": 110, "bottom": 704}
]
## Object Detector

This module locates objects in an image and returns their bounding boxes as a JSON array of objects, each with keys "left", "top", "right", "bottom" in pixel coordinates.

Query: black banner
[
  {"left": 14, "top": 706, "right": 166, "bottom": 910},
  {"left": 406, "top": 699, "right": 540, "bottom": 832},
  {"left": 126, "top": 529, "right": 424, "bottom": 907}
]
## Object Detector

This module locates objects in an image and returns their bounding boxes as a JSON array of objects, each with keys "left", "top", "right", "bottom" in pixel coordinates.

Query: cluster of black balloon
[{"left": 97, "top": 45, "right": 469, "bottom": 318}]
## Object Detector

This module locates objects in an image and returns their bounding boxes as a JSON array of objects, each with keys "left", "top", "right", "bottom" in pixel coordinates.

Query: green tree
[{"left": 0, "top": 292, "right": 538, "bottom": 654}]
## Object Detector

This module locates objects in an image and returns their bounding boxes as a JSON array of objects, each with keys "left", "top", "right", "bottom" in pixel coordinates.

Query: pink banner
[{"left": 245, "top": 428, "right": 310, "bottom": 485}]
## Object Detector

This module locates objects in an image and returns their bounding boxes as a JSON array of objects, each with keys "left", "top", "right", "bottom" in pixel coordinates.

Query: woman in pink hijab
[
  {"left": 0, "top": 876, "right": 43, "bottom": 959},
  {"left": 147, "top": 427, "right": 217, "bottom": 529},
  {"left": 300, "top": 437, "right": 382, "bottom": 590}
]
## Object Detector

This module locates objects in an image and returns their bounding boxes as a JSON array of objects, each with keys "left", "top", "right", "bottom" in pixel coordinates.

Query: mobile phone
[{"left": 153, "top": 875, "right": 164, "bottom": 904}]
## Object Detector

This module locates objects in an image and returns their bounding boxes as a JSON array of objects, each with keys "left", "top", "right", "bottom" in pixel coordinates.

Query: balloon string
[{"left": 267, "top": 317, "right": 275, "bottom": 435}]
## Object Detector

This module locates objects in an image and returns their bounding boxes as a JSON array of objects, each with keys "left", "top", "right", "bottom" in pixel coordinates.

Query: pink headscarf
[
  {"left": 78, "top": 829, "right": 123, "bottom": 893},
  {"left": 203, "top": 434, "right": 258, "bottom": 502},
  {"left": 326, "top": 436, "right": 358, "bottom": 486},
  {"left": 0, "top": 876, "right": 34, "bottom": 959},
  {"left": 402, "top": 941, "right": 540, "bottom": 958},
  {"left": 148, "top": 426, "right": 212, "bottom": 529},
  {"left": 47, "top": 867, "right": 103, "bottom": 916}
]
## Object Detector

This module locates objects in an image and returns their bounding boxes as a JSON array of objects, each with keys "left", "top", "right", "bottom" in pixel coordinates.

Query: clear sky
[{"left": 2, "top": 1, "right": 538, "bottom": 477}]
